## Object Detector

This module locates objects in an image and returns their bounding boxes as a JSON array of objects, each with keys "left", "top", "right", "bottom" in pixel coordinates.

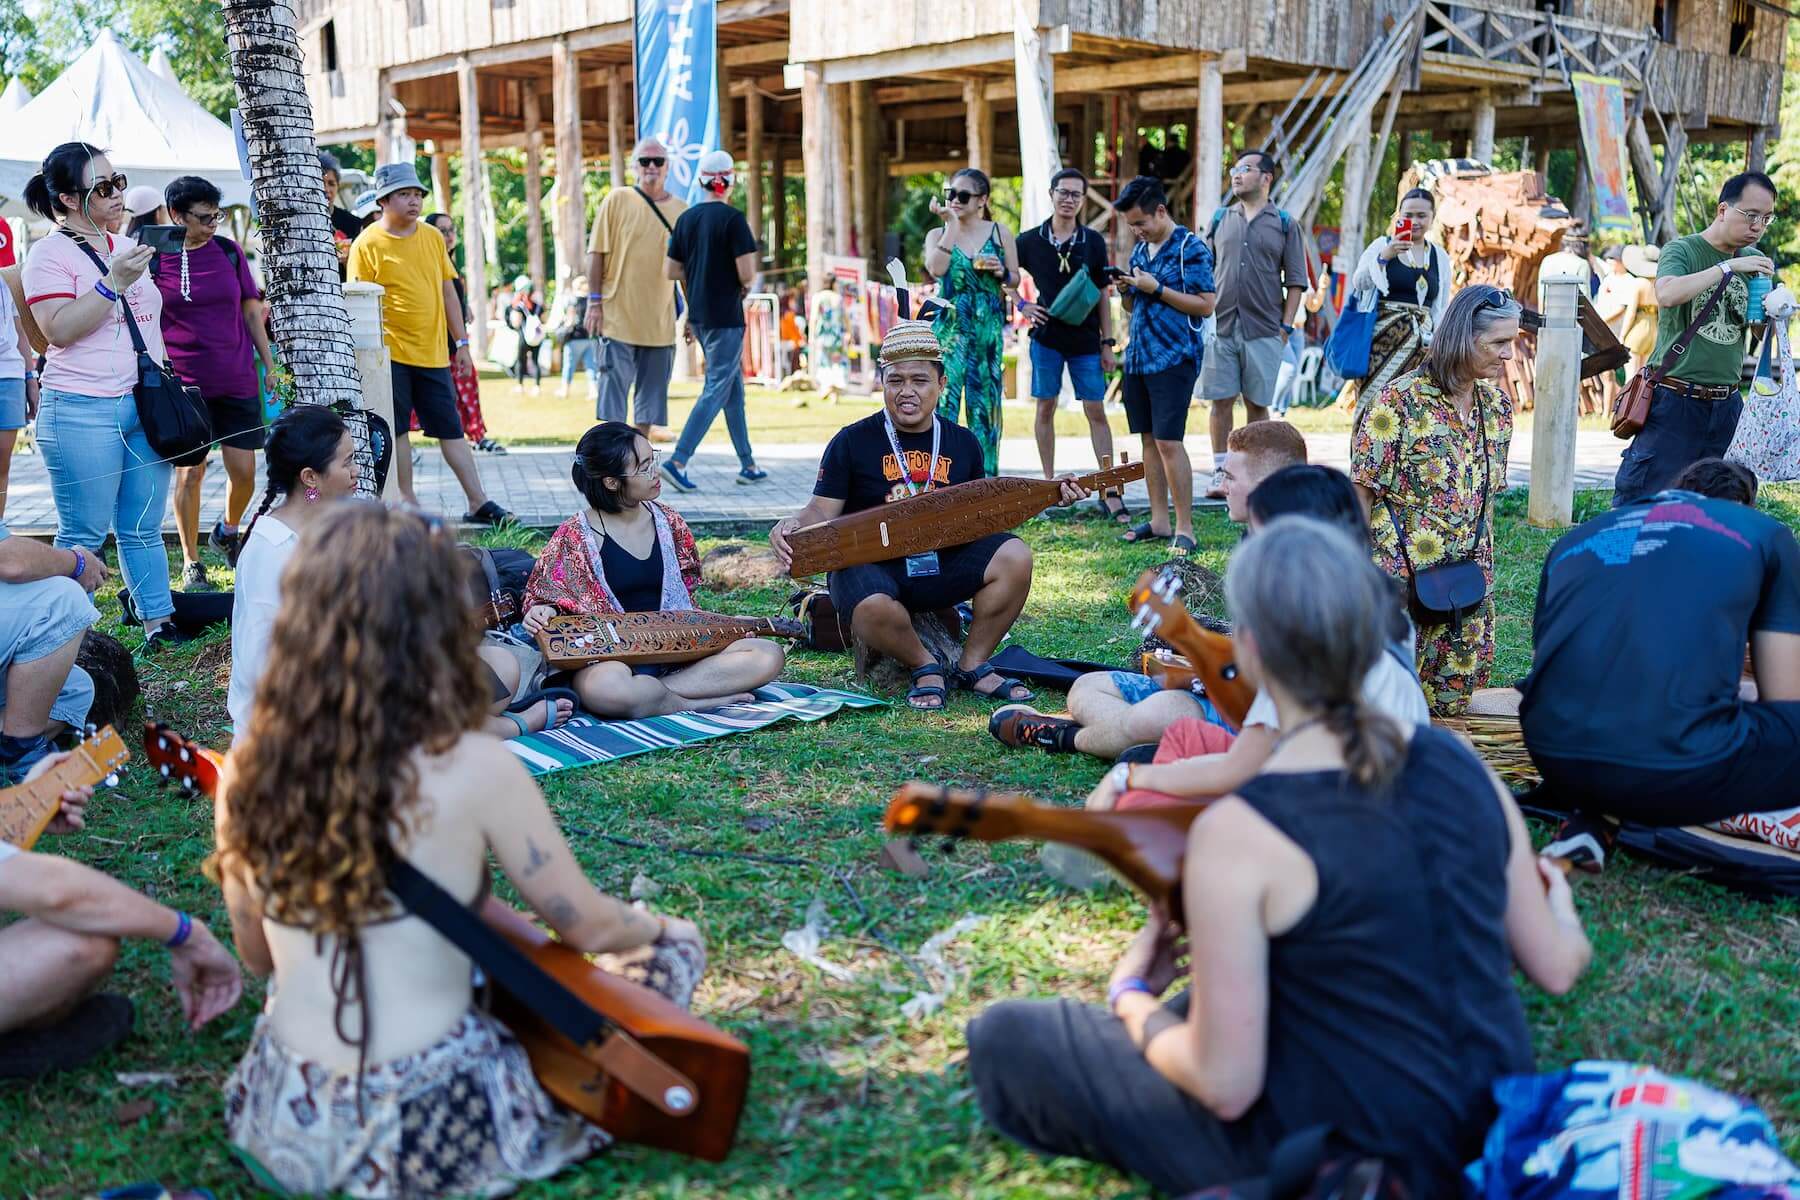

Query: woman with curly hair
[
  {"left": 523, "top": 421, "right": 784, "bottom": 718},
  {"left": 1350, "top": 285, "right": 1517, "bottom": 716},
  {"left": 211, "top": 503, "right": 706, "bottom": 1198}
]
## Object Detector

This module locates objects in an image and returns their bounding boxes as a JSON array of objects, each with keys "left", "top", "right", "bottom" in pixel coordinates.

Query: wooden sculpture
[{"left": 536, "top": 610, "right": 805, "bottom": 670}]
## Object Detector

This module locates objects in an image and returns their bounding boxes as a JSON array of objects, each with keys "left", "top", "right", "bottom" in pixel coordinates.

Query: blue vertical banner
[{"left": 633, "top": 0, "right": 719, "bottom": 204}]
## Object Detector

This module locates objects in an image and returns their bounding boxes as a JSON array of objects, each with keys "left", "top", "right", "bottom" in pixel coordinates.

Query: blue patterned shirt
[{"left": 1124, "top": 225, "right": 1215, "bottom": 375}]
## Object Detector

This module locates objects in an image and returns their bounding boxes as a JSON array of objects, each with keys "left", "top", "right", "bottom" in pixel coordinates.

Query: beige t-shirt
[{"left": 588, "top": 186, "right": 687, "bottom": 348}]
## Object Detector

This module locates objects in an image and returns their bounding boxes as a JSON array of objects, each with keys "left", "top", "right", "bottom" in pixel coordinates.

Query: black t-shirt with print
[
  {"left": 814, "top": 411, "right": 987, "bottom": 517},
  {"left": 1518, "top": 491, "right": 1800, "bottom": 768},
  {"left": 1016, "top": 222, "right": 1111, "bottom": 357}
]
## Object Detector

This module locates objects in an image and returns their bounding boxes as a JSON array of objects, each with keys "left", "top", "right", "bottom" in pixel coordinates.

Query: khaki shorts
[{"left": 1199, "top": 331, "right": 1286, "bottom": 410}]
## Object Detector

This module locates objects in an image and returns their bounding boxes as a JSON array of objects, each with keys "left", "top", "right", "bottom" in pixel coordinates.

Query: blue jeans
[
  {"left": 562, "top": 337, "right": 598, "bottom": 387},
  {"left": 672, "top": 324, "right": 753, "bottom": 469},
  {"left": 35, "top": 388, "right": 175, "bottom": 623},
  {"left": 0, "top": 377, "right": 24, "bottom": 430}
]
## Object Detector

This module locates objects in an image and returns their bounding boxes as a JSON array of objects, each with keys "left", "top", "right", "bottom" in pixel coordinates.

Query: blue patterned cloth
[{"left": 1124, "top": 225, "right": 1215, "bottom": 375}]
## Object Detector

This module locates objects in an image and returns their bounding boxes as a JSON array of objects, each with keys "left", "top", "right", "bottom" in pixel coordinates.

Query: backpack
[
  {"left": 1205, "top": 204, "right": 1293, "bottom": 247},
  {"left": 1181, "top": 1126, "right": 1411, "bottom": 1200},
  {"left": 462, "top": 545, "right": 536, "bottom": 630}
]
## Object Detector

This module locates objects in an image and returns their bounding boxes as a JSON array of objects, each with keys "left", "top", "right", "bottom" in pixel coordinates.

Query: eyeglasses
[
  {"left": 1730, "top": 203, "right": 1775, "bottom": 228},
  {"left": 637, "top": 156, "right": 666, "bottom": 168},
  {"left": 185, "top": 211, "right": 225, "bottom": 226},
  {"left": 1051, "top": 188, "right": 1085, "bottom": 201},
  {"left": 944, "top": 187, "right": 986, "bottom": 204},
  {"left": 627, "top": 451, "right": 659, "bottom": 477},
  {"left": 86, "top": 173, "right": 129, "bottom": 200},
  {"left": 1229, "top": 163, "right": 1269, "bottom": 176}
]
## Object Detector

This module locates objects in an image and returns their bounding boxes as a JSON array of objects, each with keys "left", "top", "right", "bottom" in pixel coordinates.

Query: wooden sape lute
[
  {"left": 1127, "top": 568, "right": 1257, "bottom": 728},
  {"left": 786, "top": 456, "right": 1147, "bottom": 578},
  {"left": 143, "top": 725, "right": 752, "bottom": 1162},
  {"left": 536, "top": 610, "right": 806, "bottom": 670},
  {"left": 1140, "top": 648, "right": 1201, "bottom": 693},
  {"left": 0, "top": 726, "right": 129, "bottom": 851},
  {"left": 885, "top": 781, "right": 1204, "bottom": 916}
]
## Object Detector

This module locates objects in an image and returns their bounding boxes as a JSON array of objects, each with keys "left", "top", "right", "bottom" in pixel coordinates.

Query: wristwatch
[
  {"left": 1720, "top": 261, "right": 1734, "bottom": 279},
  {"left": 1281, "top": 322, "right": 1296, "bottom": 334},
  {"left": 454, "top": 337, "right": 470, "bottom": 348},
  {"left": 1100, "top": 337, "right": 1118, "bottom": 347}
]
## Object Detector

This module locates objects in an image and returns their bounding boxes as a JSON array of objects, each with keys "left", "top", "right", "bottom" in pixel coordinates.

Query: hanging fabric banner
[
  {"left": 633, "top": 0, "right": 720, "bottom": 204},
  {"left": 1570, "top": 73, "right": 1635, "bottom": 232}
]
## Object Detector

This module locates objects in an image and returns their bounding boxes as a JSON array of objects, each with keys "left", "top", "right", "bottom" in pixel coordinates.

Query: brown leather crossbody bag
[{"left": 1610, "top": 273, "right": 1732, "bottom": 439}]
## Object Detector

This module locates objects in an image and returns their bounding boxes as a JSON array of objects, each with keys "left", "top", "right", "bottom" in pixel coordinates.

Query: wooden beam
[
  {"left": 1338, "top": 109, "right": 1370, "bottom": 271},
  {"left": 850, "top": 80, "right": 871, "bottom": 261},
  {"left": 802, "top": 65, "right": 839, "bottom": 298},
  {"left": 771, "top": 151, "right": 786, "bottom": 268},
  {"left": 457, "top": 56, "right": 488, "bottom": 361},
  {"left": 551, "top": 36, "right": 587, "bottom": 289},
  {"left": 1749, "top": 124, "right": 1770, "bottom": 172},
  {"left": 1195, "top": 55, "right": 1224, "bottom": 221},
  {"left": 818, "top": 34, "right": 1014, "bottom": 85},
  {"left": 831, "top": 83, "right": 853, "bottom": 255},
  {"left": 608, "top": 67, "right": 626, "bottom": 189},
  {"left": 1470, "top": 91, "right": 1497, "bottom": 162},
  {"left": 965, "top": 79, "right": 993, "bottom": 172},
  {"left": 430, "top": 147, "right": 452, "bottom": 214},
  {"left": 723, "top": 40, "right": 789, "bottom": 68},
  {"left": 523, "top": 81, "right": 546, "bottom": 294},
  {"left": 745, "top": 88, "right": 765, "bottom": 260},
  {"left": 1115, "top": 91, "right": 1140, "bottom": 263}
]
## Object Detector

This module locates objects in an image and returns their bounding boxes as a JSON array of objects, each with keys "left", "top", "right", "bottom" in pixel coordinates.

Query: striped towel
[{"left": 504, "top": 683, "right": 887, "bottom": 777}]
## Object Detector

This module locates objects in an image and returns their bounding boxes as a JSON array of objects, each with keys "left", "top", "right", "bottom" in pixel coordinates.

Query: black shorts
[
  {"left": 391, "top": 361, "right": 465, "bottom": 442},
  {"left": 1122, "top": 361, "right": 1199, "bottom": 441},
  {"left": 827, "top": 532, "right": 1018, "bottom": 621},
  {"left": 203, "top": 393, "right": 266, "bottom": 451}
]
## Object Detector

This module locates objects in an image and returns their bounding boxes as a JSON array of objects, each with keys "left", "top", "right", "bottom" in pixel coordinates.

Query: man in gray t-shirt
[{"left": 1198, "top": 150, "right": 1309, "bottom": 496}]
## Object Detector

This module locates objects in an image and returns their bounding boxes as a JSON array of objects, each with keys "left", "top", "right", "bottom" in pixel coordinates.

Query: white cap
[{"left": 698, "top": 150, "right": 734, "bottom": 177}]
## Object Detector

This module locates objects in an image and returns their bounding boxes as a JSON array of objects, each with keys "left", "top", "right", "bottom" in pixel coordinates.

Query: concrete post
[
  {"left": 1529, "top": 271, "right": 1583, "bottom": 528},
  {"left": 344, "top": 282, "right": 399, "bottom": 501}
]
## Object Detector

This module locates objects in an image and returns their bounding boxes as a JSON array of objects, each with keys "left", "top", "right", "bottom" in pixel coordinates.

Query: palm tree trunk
[{"left": 219, "top": 0, "right": 374, "bottom": 493}]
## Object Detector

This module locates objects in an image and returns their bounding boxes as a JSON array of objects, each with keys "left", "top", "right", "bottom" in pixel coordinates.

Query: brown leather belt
[{"left": 1655, "top": 378, "right": 1738, "bottom": 401}]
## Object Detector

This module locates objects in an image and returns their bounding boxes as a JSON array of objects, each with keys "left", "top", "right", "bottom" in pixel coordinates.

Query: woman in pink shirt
[{"left": 21, "top": 143, "right": 180, "bottom": 648}]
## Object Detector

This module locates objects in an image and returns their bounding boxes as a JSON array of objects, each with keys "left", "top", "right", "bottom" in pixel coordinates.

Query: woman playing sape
[
  {"left": 966, "top": 517, "right": 1591, "bottom": 1198},
  {"left": 213, "top": 504, "right": 706, "bottom": 1198},
  {"left": 524, "top": 421, "right": 785, "bottom": 718}
]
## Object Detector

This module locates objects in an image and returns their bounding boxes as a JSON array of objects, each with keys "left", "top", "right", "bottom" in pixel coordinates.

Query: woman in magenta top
[
  {"left": 20, "top": 142, "right": 180, "bottom": 647},
  {"left": 151, "top": 175, "right": 276, "bottom": 590}
]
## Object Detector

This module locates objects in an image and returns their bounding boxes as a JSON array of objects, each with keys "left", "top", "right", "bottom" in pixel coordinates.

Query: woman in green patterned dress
[
  {"left": 923, "top": 168, "right": 1020, "bottom": 476},
  {"left": 1350, "top": 285, "right": 1518, "bottom": 717}
]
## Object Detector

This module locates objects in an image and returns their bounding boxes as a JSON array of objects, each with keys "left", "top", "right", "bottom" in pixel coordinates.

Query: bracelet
[
  {"left": 23, "top": 369, "right": 37, "bottom": 380},
  {"left": 93, "top": 279, "right": 120, "bottom": 302},
  {"left": 1153, "top": 280, "right": 1165, "bottom": 299},
  {"left": 164, "top": 910, "right": 193, "bottom": 949},
  {"left": 1108, "top": 975, "right": 1152, "bottom": 1011},
  {"left": 69, "top": 548, "right": 85, "bottom": 581},
  {"left": 454, "top": 337, "right": 470, "bottom": 348},
  {"left": 587, "top": 292, "right": 603, "bottom": 301}
]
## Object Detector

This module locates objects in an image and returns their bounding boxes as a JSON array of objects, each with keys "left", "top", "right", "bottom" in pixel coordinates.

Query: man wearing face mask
[{"left": 659, "top": 149, "right": 764, "bottom": 491}]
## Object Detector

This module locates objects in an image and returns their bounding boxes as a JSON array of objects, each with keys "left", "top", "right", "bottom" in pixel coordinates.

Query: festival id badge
[
  {"left": 884, "top": 413, "right": 944, "bottom": 579},
  {"left": 904, "top": 551, "right": 941, "bottom": 577}
]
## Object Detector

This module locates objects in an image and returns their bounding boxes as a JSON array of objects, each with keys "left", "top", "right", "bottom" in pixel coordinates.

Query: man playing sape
[{"left": 770, "top": 320, "right": 1087, "bottom": 710}]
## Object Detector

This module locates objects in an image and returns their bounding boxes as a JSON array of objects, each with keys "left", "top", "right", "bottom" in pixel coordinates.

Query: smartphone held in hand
[{"left": 136, "top": 224, "right": 186, "bottom": 256}]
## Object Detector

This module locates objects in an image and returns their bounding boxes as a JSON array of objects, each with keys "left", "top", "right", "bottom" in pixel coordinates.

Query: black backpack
[
  {"left": 462, "top": 546, "right": 536, "bottom": 630},
  {"left": 1181, "top": 1127, "right": 1410, "bottom": 1200}
]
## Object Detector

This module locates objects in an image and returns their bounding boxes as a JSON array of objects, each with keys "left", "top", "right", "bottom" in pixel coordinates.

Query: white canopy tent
[
  {"left": 0, "top": 31, "right": 248, "bottom": 218},
  {"left": 0, "top": 78, "right": 32, "bottom": 116},
  {"left": 147, "top": 47, "right": 181, "bottom": 91}
]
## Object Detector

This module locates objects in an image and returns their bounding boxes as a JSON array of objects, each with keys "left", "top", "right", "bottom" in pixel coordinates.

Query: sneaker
[
  {"left": 0, "top": 993, "right": 135, "bottom": 1079},
  {"left": 736, "top": 466, "right": 769, "bottom": 485},
  {"left": 207, "top": 521, "right": 239, "bottom": 563},
  {"left": 181, "top": 561, "right": 212, "bottom": 592},
  {"left": 1542, "top": 813, "right": 1620, "bottom": 874},
  {"left": 143, "top": 623, "right": 197, "bottom": 653},
  {"left": 988, "top": 706, "right": 1082, "bottom": 753},
  {"left": 1204, "top": 466, "right": 1227, "bottom": 500},
  {"left": 660, "top": 460, "right": 698, "bottom": 492}
]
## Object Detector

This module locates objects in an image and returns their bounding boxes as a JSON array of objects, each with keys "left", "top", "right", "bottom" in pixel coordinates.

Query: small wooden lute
[
  {"left": 536, "top": 610, "right": 806, "bottom": 670},
  {"left": 1140, "top": 648, "right": 1202, "bottom": 693},
  {"left": 786, "top": 457, "right": 1147, "bottom": 578},
  {"left": 142, "top": 724, "right": 751, "bottom": 1162},
  {"left": 1128, "top": 568, "right": 1257, "bottom": 728},
  {"left": 0, "top": 727, "right": 129, "bottom": 850}
]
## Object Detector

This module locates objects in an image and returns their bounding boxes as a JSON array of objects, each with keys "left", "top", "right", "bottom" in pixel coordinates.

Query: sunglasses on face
[
  {"left": 85, "top": 173, "right": 130, "bottom": 200},
  {"left": 637, "top": 156, "right": 666, "bottom": 168},
  {"left": 944, "top": 187, "right": 986, "bottom": 204},
  {"left": 185, "top": 211, "right": 224, "bottom": 226}
]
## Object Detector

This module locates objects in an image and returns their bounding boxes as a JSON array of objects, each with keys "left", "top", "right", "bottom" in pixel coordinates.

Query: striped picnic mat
[{"left": 503, "top": 682, "right": 887, "bottom": 777}]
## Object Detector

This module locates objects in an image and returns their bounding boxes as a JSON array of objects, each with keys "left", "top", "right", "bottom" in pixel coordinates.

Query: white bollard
[
  {"left": 1529, "top": 272, "right": 1584, "bottom": 528},
  {"left": 344, "top": 282, "right": 400, "bottom": 501}
]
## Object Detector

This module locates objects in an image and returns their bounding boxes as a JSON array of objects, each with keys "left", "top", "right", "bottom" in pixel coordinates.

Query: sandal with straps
[
  {"left": 951, "top": 661, "right": 1035, "bottom": 704},
  {"left": 906, "top": 662, "right": 949, "bottom": 711}
]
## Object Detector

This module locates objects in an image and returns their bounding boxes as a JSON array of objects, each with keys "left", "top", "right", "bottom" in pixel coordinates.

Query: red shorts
[{"left": 1116, "top": 717, "right": 1236, "bottom": 811}]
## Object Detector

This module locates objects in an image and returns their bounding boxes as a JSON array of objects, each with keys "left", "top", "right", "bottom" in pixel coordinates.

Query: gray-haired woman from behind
[
  {"left": 965, "top": 516, "right": 1591, "bottom": 1197},
  {"left": 1349, "top": 284, "right": 1519, "bottom": 717}
]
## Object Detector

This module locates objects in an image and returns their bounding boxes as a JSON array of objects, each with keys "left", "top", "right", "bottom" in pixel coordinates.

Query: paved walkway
[{"left": 1, "top": 426, "right": 1628, "bottom": 536}]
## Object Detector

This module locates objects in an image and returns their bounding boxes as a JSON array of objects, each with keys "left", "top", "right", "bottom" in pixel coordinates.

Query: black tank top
[
  {"left": 1233, "top": 725, "right": 1532, "bottom": 1194},
  {"left": 599, "top": 533, "right": 663, "bottom": 613},
  {"left": 1383, "top": 252, "right": 1440, "bottom": 307}
]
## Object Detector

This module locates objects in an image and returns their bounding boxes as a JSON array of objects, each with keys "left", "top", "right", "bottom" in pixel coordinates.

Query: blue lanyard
[{"left": 882, "top": 413, "right": 941, "bottom": 497}]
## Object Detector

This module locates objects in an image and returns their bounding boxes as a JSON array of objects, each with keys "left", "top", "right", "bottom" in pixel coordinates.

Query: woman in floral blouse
[{"left": 1350, "top": 285, "right": 1519, "bottom": 716}]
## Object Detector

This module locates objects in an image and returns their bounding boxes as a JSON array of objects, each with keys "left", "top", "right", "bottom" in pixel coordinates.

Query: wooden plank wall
[
  {"left": 1044, "top": 0, "right": 1403, "bottom": 67},
  {"left": 788, "top": 0, "right": 1012, "bottom": 62}
]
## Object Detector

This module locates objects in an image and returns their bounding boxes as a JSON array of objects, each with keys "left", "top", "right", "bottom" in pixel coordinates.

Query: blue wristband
[
  {"left": 93, "top": 279, "right": 120, "bottom": 302},
  {"left": 69, "top": 549, "right": 85, "bottom": 581},
  {"left": 1108, "top": 975, "right": 1152, "bottom": 1011},
  {"left": 164, "top": 910, "right": 193, "bottom": 949}
]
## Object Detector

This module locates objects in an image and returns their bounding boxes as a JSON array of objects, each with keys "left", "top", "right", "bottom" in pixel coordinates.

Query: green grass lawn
[{"left": 3, "top": 490, "right": 1797, "bottom": 1198}]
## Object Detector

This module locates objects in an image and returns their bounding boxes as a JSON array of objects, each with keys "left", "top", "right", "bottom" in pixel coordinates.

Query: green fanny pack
[{"left": 1046, "top": 268, "right": 1101, "bottom": 326}]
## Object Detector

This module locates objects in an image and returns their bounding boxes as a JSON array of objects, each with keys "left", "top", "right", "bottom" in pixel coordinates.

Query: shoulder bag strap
[
  {"left": 633, "top": 185, "right": 677, "bottom": 236},
  {"left": 1386, "top": 387, "right": 1492, "bottom": 567},
  {"left": 64, "top": 231, "right": 150, "bottom": 358},
  {"left": 386, "top": 859, "right": 610, "bottom": 1048},
  {"left": 1650, "top": 272, "right": 1732, "bottom": 382}
]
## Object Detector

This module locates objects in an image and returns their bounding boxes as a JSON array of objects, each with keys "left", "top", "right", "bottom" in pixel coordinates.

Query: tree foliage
[{"left": 0, "top": 0, "right": 237, "bottom": 118}]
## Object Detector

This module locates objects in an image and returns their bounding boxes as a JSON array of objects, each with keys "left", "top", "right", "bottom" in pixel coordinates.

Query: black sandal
[
  {"left": 506, "top": 686, "right": 581, "bottom": 732},
  {"left": 464, "top": 500, "right": 516, "bottom": 527},
  {"left": 1100, "top": 492, "right": 1131, "bottom": 523},
  {"left": 906, "top": 662, "right": 949, "bottom": 711},
  {"left": 1120, "top": 521, "right": 1169, "bottom": 544},
  {"left": 951, "top": 662, "right": 1035, "bottom": 703}
]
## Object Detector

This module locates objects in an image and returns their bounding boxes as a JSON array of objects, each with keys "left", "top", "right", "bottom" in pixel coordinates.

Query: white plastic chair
[{"left": 1292, "top": 346, "right": 1323, "bottom": 408}]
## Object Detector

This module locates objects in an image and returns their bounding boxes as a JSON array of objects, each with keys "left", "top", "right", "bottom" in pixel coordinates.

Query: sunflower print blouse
[{"left": 1350, "top": 370, "right": 1512, "bottom": 585}]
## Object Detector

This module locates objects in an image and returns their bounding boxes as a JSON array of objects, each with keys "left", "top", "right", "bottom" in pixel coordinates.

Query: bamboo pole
[{"left": 457, "top": 56, "right": 488, "bottom": 361}]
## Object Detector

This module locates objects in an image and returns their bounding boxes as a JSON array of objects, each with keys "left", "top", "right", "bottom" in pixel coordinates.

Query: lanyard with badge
[{"left": 883, "top": 412, "right": 943, "bottom": 577}]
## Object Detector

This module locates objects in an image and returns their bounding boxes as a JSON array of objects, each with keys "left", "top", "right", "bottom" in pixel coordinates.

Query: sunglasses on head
[
  {"left": 85, "top": 173, "right": 129, "bottom": 200},
  {"left": 637, "top": 156, "right": 666, "bottom": 168},
  {"left": 1473, "top": 285, "right": 1516, "bottom": 311},
  {"left": 944, "top": 187, "right": 986, "bottom": 204}
]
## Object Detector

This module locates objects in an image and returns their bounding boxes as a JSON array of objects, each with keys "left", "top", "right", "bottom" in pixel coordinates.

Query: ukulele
[
  {"left": 537, "top": 610, "right": 805, "bottom": 670},
  {"left": 1127, "top": 568, "right": 1257, "bottom": 728},
  {"left": 786, "top": 455, "right": 1147, "bottom": 578},
  {"left": 142, "top": 725, "right": 751, "bottom": 1162},
  {"left": 0, "top": 726, "right": 129, "bottom": 851}
]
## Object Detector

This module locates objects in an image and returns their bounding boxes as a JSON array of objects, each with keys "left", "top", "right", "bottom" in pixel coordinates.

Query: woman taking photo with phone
[
  {"left": 1341, "top": 188, "right": 1451, "bottom": 412},
  {"left": 924, "top": 168, "right": 1021, "bottom": 476},
  {"left": 21, "top": 142, "right": 182, "bottom": 649}
]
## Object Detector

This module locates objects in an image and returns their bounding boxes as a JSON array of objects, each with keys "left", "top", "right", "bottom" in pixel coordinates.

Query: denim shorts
[
  {"left": 1028, "top": 340, "right": 1107, "bottom": 402},
  {"left": 1106, "top": 669, "right": 1227, "bottom": 726},
  {"left": 0, "top": 576, "right": 98, "bottom": 729},
  {"left": 0, "top": 377, "right": 24, "bottom": 430}
]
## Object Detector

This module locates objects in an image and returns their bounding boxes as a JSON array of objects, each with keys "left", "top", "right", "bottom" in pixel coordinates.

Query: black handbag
[
  {"left": 66, "top": 232, "right": 213, "bottom": 467},
  {"left": 1385, "top": 391, "right": 1491, "bottom": 637}
]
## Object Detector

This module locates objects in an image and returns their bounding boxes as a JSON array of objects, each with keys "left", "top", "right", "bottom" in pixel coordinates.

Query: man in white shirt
[{"left": 0, "top": 515, "right": 107, "bottom": 784}]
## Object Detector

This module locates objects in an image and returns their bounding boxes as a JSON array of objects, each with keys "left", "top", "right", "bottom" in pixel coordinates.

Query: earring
[{"left": 305, "top": 486, "right": 320, "bottom": 503}]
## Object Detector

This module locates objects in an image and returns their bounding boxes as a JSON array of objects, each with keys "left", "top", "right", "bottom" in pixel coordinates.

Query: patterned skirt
[{"left": 224, "top": 938, "right": 704, "bottom": 1198}]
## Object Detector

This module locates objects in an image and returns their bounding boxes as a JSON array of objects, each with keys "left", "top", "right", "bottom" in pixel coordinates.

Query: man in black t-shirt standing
[
  {"left": 1520, "top": 459, "right": 1800, "bottom": 868},
  {"left": 661, "top": 150, "right": 765, "bottom": 492},
  {"left": 1016, "top": 168, "right": 1122, "bottom": 512},
  {"left": 770, "top": 321, "right": 1087, "bottom": 710}
]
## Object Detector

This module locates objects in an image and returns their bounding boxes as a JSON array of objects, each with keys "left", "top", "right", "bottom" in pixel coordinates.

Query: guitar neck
[
  {"left": 1074, "top": 462, "right": 1146, "bottom": 495},
  {"left": 0, "top": 751, "right": 106, "bottom": 851}
]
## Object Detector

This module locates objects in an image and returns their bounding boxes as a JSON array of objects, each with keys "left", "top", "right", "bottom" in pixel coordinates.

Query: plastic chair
[{"left": 1292, "top": 346, "right": 1323, "bottom": 408}]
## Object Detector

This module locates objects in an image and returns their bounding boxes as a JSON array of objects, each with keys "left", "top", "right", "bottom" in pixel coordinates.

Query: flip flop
[
  {"left": 464, "top": 500, "right": 516, "bottom": 528},
  {"left": 507, "top": 686, "right": 581, "bottom": 731},
  {"left": 1121, "top": 521, "right": 1170, "bottom": 544},
  {"left": 906, "top": 662, "right": 949, "bottom": 711},
  {"left": 1170, "top": 534, "right": 1198, "bottom": 555}
]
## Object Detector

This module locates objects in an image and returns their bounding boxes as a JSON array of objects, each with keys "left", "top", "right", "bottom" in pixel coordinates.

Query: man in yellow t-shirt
[
  {"left": 583, "top": 138, "right": 687, "bottom": 435},
  {"left": 349, "top": 163, "right": 511, "bottom": 525}
]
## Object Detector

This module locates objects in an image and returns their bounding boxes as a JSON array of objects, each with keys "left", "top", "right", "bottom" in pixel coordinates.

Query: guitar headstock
[
  {"left": 142, "top": 723, "right": 224, "bottom": 797},
  {"left": 1127, "top": 567, "right": 1192, "bottom": 638},
  {"left": 73, "top": 725, "right": 130, "bottom": 784},
  {"left": 884, "top": 782, "right": 1034, "bottom": 842}
]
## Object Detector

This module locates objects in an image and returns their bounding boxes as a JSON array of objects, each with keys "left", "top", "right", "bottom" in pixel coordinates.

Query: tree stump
[
  {"left": 77, "top": 629, "right": 139, "bottom": 733},
  {"left": 855, "top": 611, "right": 965, "bottom": 693},
  {"left": 700, "top": 542, "right": 788, "bottom": 592}
]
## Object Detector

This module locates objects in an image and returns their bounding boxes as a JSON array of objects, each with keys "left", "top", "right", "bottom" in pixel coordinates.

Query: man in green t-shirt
[{"left": 1614, "top": 171, "right": 1778, "bottom": 505}]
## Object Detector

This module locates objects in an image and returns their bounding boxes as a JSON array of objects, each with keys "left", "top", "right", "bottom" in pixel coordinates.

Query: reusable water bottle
[{"left": 1742, "top": 249, "right": 1773, "bottom": 322}]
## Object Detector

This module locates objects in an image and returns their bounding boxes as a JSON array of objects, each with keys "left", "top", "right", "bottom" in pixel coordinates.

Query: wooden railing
[{"left": 1420, "top": 1, "right": 1652, "bottom": 89}]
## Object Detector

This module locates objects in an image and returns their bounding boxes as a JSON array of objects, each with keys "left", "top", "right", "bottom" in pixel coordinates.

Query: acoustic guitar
[
  {"left": 1127, "top": 568, "right": 1257, "bottom": 728},
  {"left": 142, "top": 726, "right": 751, "bottom": 1162},
  {"left": 786, "top": 457, "right": 1148, "bottom": 578},
  {"left": 0, "top": 726, "right": 129, "bottom": 851},
  {"left": 537, "top": 610, "right": 805, "bottom": 670}
]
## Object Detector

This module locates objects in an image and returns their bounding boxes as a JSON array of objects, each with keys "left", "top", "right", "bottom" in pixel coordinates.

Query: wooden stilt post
[
  {"left": 523, "top": 82, "right": 546, "bottom": 296},
  {"left": 430, "top": 147, "right": 452, "bottom": 213},
  {"left": 1535, "top": 140, "right": 1551, "bottom": 181},
  {"left": 1115, "top": 91, "right": 1141, "bottom": 263},
  {"left": 745, "top": 87, "right": 765, "bottom": 261},
  {"left": 850, "top": 80, "right": 871, "bottom": 260},
  {"left": 802, "top": 65, "right": 839, "bottom": 297},
  {"left": 1014, "top": 11, "right": 1061, "bottom": 229},
  {"left": 1338, "top": 110, "right": 1371, "bottom": 276},
  {"left": 1470, "top": 92, "right": 1496, "bottom": 163},
  {"left": 608, "top": 67, "right": 627, "bottom": 190},
  {"left": 965, "top": 79, "right": 993, "bottom": 173},
  {"left": 771, "top": 150, "right": 787, "bottom": 268},
  {"left": 456, "top": 56, "right": 488, "bottom": 362},
  {"left": 1194, "top": 54, "right": 1224, "bottom": 225},
  {"left": 831, "top": 83, "right": 853, "bottom": 260},
  {"left": 1529, "top": 269, "right": 1583, "bottom": 527},
  {"left": 551, "top": 36, "right": 586, "bottom": 287},
  {"left": 1748, "top": 125, "right": 1769, "bottom": 173}
]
